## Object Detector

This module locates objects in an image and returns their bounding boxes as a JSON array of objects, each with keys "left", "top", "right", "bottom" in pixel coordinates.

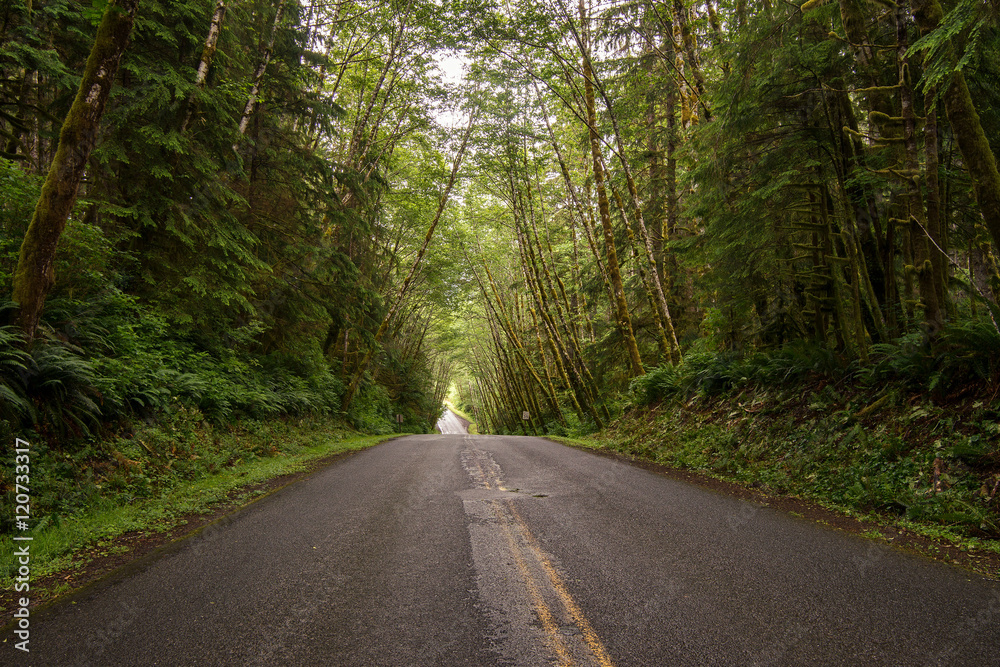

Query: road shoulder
[
  {"left": 1, "top": 435, "right": 399, "bottom": 625},
  {"left": 547, "top": 435, "right": 1000, "bottom": 579}
]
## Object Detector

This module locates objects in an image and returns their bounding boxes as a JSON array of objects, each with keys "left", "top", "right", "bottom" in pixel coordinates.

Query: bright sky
[
  {"left": 433, "top": 51, "right": 470, "bottom": 128},
  {"left": 437, "top": 53, "right": 467, "bottom": 85}
]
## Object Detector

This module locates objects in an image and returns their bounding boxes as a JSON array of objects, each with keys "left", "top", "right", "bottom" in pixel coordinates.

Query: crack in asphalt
[{"left": 461, "top": 447, "right": 614, "bottom": 667}]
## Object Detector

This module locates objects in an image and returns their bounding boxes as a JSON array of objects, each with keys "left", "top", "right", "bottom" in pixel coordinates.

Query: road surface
[
  {"left": 12, "top": 434, "right": 1000, "bottom": 665},
  {"left": 437, "top": 408, "right": 469, "bottom": 434}
]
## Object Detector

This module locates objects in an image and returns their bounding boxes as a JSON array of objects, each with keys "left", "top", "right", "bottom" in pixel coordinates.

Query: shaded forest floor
[{"left": 560, "top": 379, "right": 1000, "bottom": 578}]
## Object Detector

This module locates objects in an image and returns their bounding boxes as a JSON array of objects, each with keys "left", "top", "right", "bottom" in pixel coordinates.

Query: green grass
[{"left": 0, "top": 418, "right": 396, "bottom": 591}]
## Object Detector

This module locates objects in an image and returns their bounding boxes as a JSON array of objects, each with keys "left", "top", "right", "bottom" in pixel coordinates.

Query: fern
[{"left": 908, "top": 0, "right": 990, "bottom": 99}]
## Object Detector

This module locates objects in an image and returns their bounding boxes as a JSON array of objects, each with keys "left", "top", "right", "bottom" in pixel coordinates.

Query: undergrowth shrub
[
  {"left": 2, "top": 292, "right": 350, "bottom": 432},
  {"left": 620, "top": 325, "right": 1000, "bottom": 539},
  {"left": 0, "top": 320, "right": 31, "bottom": 423},
  {"left": 633, "top": 317, "right": 1000, "bottom": 406},
  {"left": 862, "top": 318, "right": 1000, "bottom": 392},
  {"left": 26, "top": 336, "right": 103, "bottom": 440},
  {"left": 348, "top": 382, "right": 394, "bottom": 434},
  {"left": 0, "top": 314, "right": 105, "bottom": 441}
]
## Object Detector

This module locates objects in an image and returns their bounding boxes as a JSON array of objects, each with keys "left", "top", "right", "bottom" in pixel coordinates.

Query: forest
[{"left": 2, "top": 0, "right": 1000, "bottom": 549}]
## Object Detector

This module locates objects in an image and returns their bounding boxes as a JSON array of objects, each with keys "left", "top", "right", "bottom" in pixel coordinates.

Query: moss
[
  {"left": 10, "top": 0, "right": 139, "bottom": 338},
  {"left": 912, "top": 0, "right": 1000, "bottom": 256}
]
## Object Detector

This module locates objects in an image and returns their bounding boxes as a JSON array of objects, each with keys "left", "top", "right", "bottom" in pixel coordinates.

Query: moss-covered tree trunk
[
  {"left": 833, "top": 0, "right": 890, "bottom": 320},
  {"left": 581, "top": 34, "right": 681, "bottom": 364},
  {"left": 11, "top": 0, "right": 140, "bottom": 340},
  {"left": 912, "top": 0, "right": 1000, "bottom": 255},
  {"left": 671, "top": 0, "right": 711, "bottom": 122},
  {"left": 472, "top": 253, "right": 568, "bottom": 423},
  {"left": 923, "top": 94, "right": 950, "bottom": 316},
  {"left": 579, "top": 0, "right": 644, "bottom": 377},
  {"left": 898, "top": 1, "right": 943, "bottom": 333},
  {"left": 515, "top": 201, "right": 599, "bottom": 427},
  {"left": 534, "top": 85, "right": 615, "bottom": 317}
]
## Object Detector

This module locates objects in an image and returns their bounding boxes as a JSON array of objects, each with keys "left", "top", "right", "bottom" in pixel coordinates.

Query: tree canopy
[{"left": 2, "top": 0, "right": 999, "bottom": 441}]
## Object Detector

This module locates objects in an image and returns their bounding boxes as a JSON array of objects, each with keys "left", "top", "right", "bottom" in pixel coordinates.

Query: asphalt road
[
  {"left": 437, "top": 408, "right": 469, "bottom": 434},
  {"left": 13, "top": 434, "right": 1000, "bottom": 666}
]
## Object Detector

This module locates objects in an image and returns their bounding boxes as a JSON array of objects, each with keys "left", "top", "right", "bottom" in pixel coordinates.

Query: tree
[
  {"left": 341, "top": 107, "right": 477, "bottom": 410},
  {"left": 11, "top": 0, "right": 140, "bottom": 339},
  {"left": 911, "top": 0, "right": 1000, "bottom": 255}
]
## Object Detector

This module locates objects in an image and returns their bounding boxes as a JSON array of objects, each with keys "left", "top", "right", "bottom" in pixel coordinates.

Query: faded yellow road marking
[
  {"left": 508, "top": 502, "right": 615, "bottom": 667},
  {"left": 495, "top": 501, "right": 574, "bottom": 666},
  {"left": 474, "top": 459, "right": 492, "bottom": 490},
  {"left": 462, "top": 447, "right": 616, "bottom": 667}
]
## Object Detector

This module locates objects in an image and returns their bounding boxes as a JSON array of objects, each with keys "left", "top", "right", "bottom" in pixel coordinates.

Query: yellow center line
[
  {"left": 464, "top": 448, "right": 615, "bottom": 666},
  {"left": 476, "top": 454, "right": 573, "bottom": 663},
  {"left": 494, "top": 500, "right": 574, "bottom": 667},
  {"left": 472, "top": 458, "right": 492, "bottom": 490},
  {"left": 507, "top": 501, "right": 616, "bottom": 667}
]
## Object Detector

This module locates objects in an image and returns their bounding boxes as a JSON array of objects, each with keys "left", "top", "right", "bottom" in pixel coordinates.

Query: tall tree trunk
[
  {"left": 236, "top": 0, "right": 286, "bottom": 139},
  {"left": 471, "top": 253, "right": 566, "bottom": 423},
  {"left": 11, "top": 0, "right": 140, "bottom": 339},
  {"left": 578, "top": 37, "right": 681, "bottom": 363},
  {"left": 515, "top": 193, "right": 601, "bottom": 427},
  {"left": 522, "top": 154, "right": 605, "bottom": 419},
  {"left": 912, "top": 0, "right": 1000, "bottom": 255},
  {"left": 528, "top": 306, "right": 568, "bottom": 427},
  {"left": 647, "top": 94, "right": 665, "bottom": 279},
  {"left": 897, "top": 1, "right": 942, "bottom": 332},
  {"left": 923, "top": 92, "right": 950, "bottom": 316},
  {"left": 671, "top": 0, "right": 711, "bottom": 122},
  {"left": 534, "top": 85, "right": 615, "bottom": 313},
  {"left": 609, "top": 173, "right": 673, "bottom": 361},
  {"left": 568, "top": 208, "right": 597, "bottom": 343},
  {"left": 665, "top": 65, "right": 680, "bottom": 294},
  {"left": 833, "top": 0, "right": 890, "bottom": 318},
  {"left": 579, "top": 0, "right": 644, "bottom": 377},
  {"left": 341, "top": 110, "right": 476, "bottom": 410},
  {"left": 180, "top": 0, "right": 227, "bottom": 133}
]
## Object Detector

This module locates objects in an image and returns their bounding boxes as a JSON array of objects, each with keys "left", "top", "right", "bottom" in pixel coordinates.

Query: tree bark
[
  {"left": 236, "top": 0, "right": 286, "bottom": 139},
  {"left": 897, "top": 1, "right": 942, "bottom": 332},
  {"left": 923, "top": 92, "right": 950, "bottom": 316},
  {"left": 11, "top": 0, "right": 140, "bottom": 339},
  {"left": 576, "top": 34, "right": 680, "bottom": 363},
  {"left": 671, "top": 0, "right": 711, "bottom": 122},
  {"left": 912, "top": 0, "right": 1000, "bottom": 255},
  {"left": 580, "top": 0, "right": 644, "bottom": 377},
  {"left": 179, "top": 0, "right": 227, "bottom": 133}
]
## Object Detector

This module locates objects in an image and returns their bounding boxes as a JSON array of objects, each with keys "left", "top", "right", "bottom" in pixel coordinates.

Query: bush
[
  {"left": 861, "top": 318, "right": 1000, "bottom": 393},
  {"left": 633, "top": 318, "right": 1000, "bottom": 406},
  {"left": 348, "top": 382, "right": 394, "bottom": 434}
]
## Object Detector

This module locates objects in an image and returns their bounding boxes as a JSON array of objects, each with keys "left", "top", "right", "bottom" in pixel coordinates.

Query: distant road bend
[
  {"left": 437, "top": 408, "right": 469, "bottom": 434},
  {"left": 21, "top": 434, "right": 1000, "bottom": 666}
]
